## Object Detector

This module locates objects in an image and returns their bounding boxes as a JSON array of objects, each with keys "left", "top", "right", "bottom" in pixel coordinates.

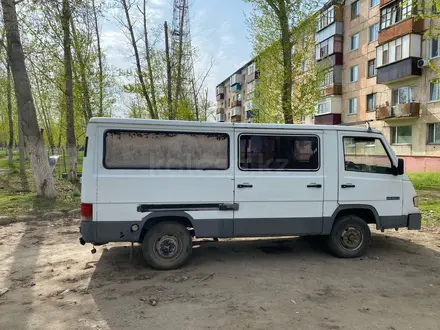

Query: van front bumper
[{"left": 407, "top": 213, "right": 422, "bottom": 230}]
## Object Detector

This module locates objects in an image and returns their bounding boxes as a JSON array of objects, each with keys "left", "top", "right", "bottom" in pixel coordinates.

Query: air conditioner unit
[{"left": 417, "top": 58, "right": 429, "bottom": 68}]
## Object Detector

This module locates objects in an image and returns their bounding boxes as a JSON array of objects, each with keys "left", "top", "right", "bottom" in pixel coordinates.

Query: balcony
[
  {"left": 230, "top": 73, "right": 243, "bottom": 86},
  {"left": 216, "top": 86, "right": 225, "bottom": 95},
  {"left": 246, "top": 70, "right": 259, "bottom": 83},
  {"left": 231, "top": 84, "right": 242, "bottom": 93},
  {"left": 217, "top": 107, "right": 225, "bottom": 115},
  {"left": 230, "top": 106, "right": 242, "bottom": 117},
  {"left": 231, "top": 100, "right": 242, "bottom": 108},
  {"left": 376, "top": 102, "right": 420, "bottom": 120},
  {"left": 378, "top": 18, "right": 424, "bottom": 45},
  {"left": 216, "top": 113, "right": 226, "bottom": 122},
  {"left": 315, "top": 21, "right": 343, "bottom": 44},
  {"left": 377, "top": 57, "right": 421, "bottom": 84},
  {"left": 314, "top": 113, "right": 341, "bottom": 125},
  {"left": 216, "top": 93, "right": 224, "bottom": 101},
  {"left": 321, "top": 84, "right": 342, "bottom": 97}
]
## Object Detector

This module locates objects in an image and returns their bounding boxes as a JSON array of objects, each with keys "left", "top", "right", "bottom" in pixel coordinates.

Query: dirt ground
[{"left": 1, "top": 219, "right": 440, "bottom": 330}]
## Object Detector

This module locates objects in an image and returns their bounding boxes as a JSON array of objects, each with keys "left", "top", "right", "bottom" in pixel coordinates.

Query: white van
[{"left": 79, "top": 118, "right": 421, "bottom": 269}]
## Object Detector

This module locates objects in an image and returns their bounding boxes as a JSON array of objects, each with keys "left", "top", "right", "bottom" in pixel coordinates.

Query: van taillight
[{"left": 81, "top": 203, "right": 93, "bottom": 219}]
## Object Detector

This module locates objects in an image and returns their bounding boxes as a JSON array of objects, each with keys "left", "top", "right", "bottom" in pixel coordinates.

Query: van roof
[{"left": 88, "top": 117, "right": 381, "bottom": 134}]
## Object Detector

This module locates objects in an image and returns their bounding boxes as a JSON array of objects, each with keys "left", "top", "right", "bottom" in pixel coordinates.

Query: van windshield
[{"left": 343, "top": 137, "right": 393, "bottom": 174}]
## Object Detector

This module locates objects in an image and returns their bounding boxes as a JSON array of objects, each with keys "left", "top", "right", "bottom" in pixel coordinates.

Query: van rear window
[
  {"left": 239, "top": 134, "right": 319, "bottom": 171},
  {"left": 103, "top": 130, "right": 229, "bottom": 170}
]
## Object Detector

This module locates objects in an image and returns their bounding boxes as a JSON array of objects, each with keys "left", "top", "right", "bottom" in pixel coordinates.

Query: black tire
[
  {"left": 142, "top": 221, "right": 192, "bottom": 270},
  {"left": 327, "top": 215, "right": 371, "bottom": 258}
]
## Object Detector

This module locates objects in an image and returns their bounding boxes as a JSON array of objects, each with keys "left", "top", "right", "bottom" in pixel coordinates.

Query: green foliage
[{"left": 246, "top": 0, "right": 326, "bottom": 123}]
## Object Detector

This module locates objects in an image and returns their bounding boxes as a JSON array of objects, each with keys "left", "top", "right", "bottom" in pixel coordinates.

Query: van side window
[
  {"left": 343, "top": 137, "right": 392, "bottom": 174},
  {"left": 239, "top": 135, "right": 319, "bottom": 171},
  {"left": 104, "top": 130, "right": 229, "bottom": 170}
]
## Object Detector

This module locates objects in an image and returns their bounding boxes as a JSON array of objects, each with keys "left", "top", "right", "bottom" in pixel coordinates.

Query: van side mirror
[{"left": 393, "top": 158, "right": 404, "bottom": 175}]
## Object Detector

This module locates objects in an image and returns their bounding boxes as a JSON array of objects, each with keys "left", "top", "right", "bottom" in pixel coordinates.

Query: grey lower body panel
[
  {"left": 380, "top": 214, "right": 421, "bottom": 230},
  {"left": 79, "top": 213, "right": 422, "bottom": 244},
  {"left": 80, "top": 220, "right": 144, "bottom": 244}
]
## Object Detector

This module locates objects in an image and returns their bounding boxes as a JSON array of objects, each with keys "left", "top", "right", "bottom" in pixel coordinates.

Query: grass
[
  {"left": 408, "top": 173, "right": 440, "bottom": 227},
  {"left": 0, "top": 171, "right": 80, "bottom": 217}
]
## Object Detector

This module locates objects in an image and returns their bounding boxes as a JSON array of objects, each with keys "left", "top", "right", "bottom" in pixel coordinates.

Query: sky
[{"left": 100, "top": 0, "right": 254, "bottom": 113}]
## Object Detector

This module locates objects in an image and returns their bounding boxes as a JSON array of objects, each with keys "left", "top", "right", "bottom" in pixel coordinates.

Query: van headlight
[{"left": 413, "top": 196, "right": 419, "bottom": 207}]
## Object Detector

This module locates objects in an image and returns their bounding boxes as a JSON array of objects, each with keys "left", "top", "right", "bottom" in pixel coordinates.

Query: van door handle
[
  {"left": 237, "top": 183, "right": 253, "bottom": 188},
  {"left": 341, "top": 183, "right": 356, "bottom": 188},
  {"left": 307, "top": 183, "right": 322, "bottom": 188}
]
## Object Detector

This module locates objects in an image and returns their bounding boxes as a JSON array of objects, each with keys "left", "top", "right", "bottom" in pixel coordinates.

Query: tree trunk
[
  {"left": 18, "top": 110, "right": 25, "bottom": 175},
  {"left": 1, "top": 0, "right": 56, "bottom": 197},
  {"left": 164, "top": 21, "right": 173, "bottom": 119},
  {"left": 174, "top": 0, "right": 186, "bottom": 112},
  {"left": 62, "top": 0, "right": 77, "bottom": 182},
  {"left": 92, "top": 0, "right": 104, "bottom": 117},
  {"left": 71, "top": 18, "right": 93, "bottom": 121},
  {"left": 142, "top": 0, "right": 158, "bottom": 115},
  {"left": 121, "top": 0, "right": 156, "bottom": 119},
  {"left": 6, "top": 61, "right": 14, "bottom": 165},
  {"left": 278, "top": 1, "right": 293, "bottom": 124},
  {"left": 34, "top": 76, "right": 54, "bottom": 151}
]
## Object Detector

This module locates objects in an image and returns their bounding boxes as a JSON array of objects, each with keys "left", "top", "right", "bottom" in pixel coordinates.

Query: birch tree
[{"left": 1, "top": 0, "right": 57, "bottom": 197}]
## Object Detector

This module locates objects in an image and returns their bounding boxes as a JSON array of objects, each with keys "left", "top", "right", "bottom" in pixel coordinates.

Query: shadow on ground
[{"left": 87, "top": 233, "right": 440, "bottom": 329}]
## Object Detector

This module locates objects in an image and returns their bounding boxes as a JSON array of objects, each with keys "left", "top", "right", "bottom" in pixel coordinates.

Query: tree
[
  {"left": 245, "top": 0, "right": 322, "bottom": 123},
  {"left": 120, "top": 0, "right": 157, "bottom": 119},
  {"left": 61, "top": 0, "right": 77, "bottom": 182},
  {"left": 1, "top": 0, "right": 56, "bottom": 197},
  {"left": 416, "top": 0, "right": 440, "bottom": 75},
  {"left": 92, "top": 0, "right": 104, "bottom": 117}
]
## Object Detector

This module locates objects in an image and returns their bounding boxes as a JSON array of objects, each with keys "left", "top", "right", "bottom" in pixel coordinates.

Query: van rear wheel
[
  {"left": 142, "top": 222, "right": 192, "bottom": 270},
  {"left": 327, "top": 215, "right": 371, "bottom": 258}
]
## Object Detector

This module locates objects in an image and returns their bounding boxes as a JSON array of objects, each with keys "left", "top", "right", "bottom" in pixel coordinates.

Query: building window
[
  {"left": 390, "top": 126, "right": 412, "bottom": 144},
  {"left": 317, "top": 102, "right": 330, "bottom": 114},
  {"left": 319, "top": 39, "right": 329, "bottom": 58},
  {"left": 434, "top": 4, "right": 439, "bottom": 14},
  {"left": 382, "top": 48, "right": 389, "bottom": 65},
  {"left": 367, "top": 93, "right": 377, "bottom": 111},
  {"left": 247, "top": 63, "right": 255, "bottom": 76},
  {"left": 368, "top": 59, "right": 377, "bottom": 78},
  {"left": 369, "top": 23, "right": 379, "bottom": 42},
  {"left": 392, "top": 86, "right": 414, "bottom": 105},
  {"left": 247, "top": 81, "right": 255, "bottom": 95},
  {"left": 430, "top": 80, "right": 440, "bottom": 101},
  {"left": 349, "top": 65, "right": 358, "bottom": 83},
  {"left": 351, "top": 1, "right": 360, "bottom": 19},
  {"left": 370, "top": 0, "right": 379, "bottom": 8},
  {"left": 350, "top": 33, "right": 359, "bottom": 51},
  {"left": 239, "top": 135, "right": 319, "bottom": 171},
  {"left": 380, "top": 0, "right": 413, "bottom": 30},
  {"left": 302, "top": 60, "right": 308, "bottom": 73},
  {"left": 349, "top": 98, "right": 358, "bottom": 114},
  {"left": 320, "top": 69, "right": 334, "bottom": 87},
  {"left": 431, "top": 38, "right": 440, "bottom": 58},
  {"left": 428, "top": 123, "right": 440, "bottom": 144},
  {"left": 317, "top": 6, "right": 335, "bottom": 31},
  {"left": 343, "top": 137, "right": 392, "bottom": 174}
]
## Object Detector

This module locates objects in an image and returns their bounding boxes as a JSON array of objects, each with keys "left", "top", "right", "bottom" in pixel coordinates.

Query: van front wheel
[
  {"left": 142, "top": 222, "right": 192, "bottom": 270},
  {"left": 327, "top": 215, "right": 371, "bottom": 258}
]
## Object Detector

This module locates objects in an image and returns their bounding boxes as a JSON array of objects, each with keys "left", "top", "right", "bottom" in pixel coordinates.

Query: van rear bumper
[
  {"left": 380, "top": 213, "right": 421, "bottom": 230},
  {"left": 79, "top": 221, "right": 97, "bottom": 243}
]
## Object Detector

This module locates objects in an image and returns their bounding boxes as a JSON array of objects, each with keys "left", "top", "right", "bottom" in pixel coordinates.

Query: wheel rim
[
  {"left": 155, "top": 235, "right": 182, "bottom": 260},
  {"left": 340, "top": 226, "right": 363, "bottom": 251}
]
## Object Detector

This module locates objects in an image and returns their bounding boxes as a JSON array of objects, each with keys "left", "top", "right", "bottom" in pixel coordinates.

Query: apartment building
[
  {"left": 216, "top": 0, "right": 440, "bottom": 169},
  {"left": 215, "top": 60, "right": 257, "bottom": 123}
]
